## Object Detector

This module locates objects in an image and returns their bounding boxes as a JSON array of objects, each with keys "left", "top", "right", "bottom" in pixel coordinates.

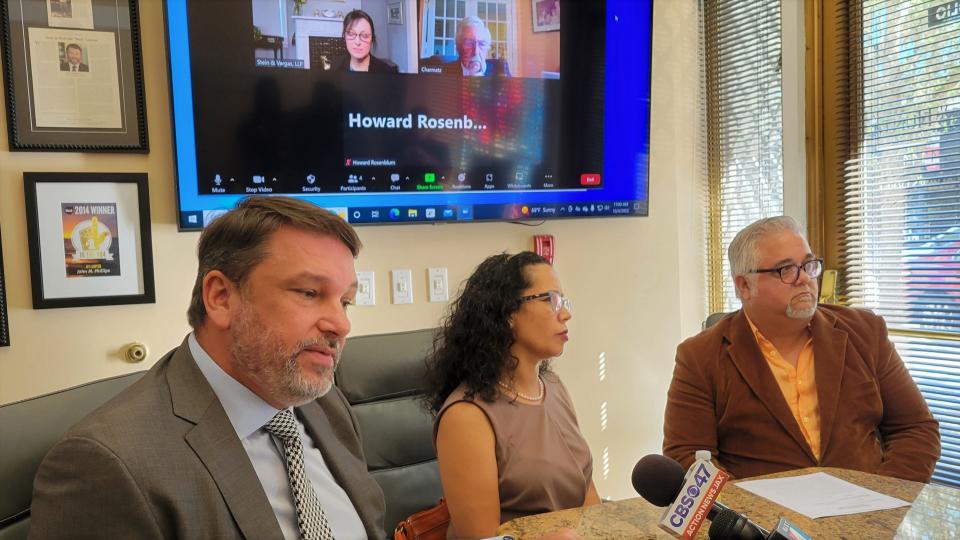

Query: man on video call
[
  {"left": 60, "top": 43, "right": 89, "bottom": 72},
  {"left": 29, "top": 196, "right": 385, "bottom": 539},
  {"left": 663, "top": 216, "right": 940, "bottom": 483},
  {"left": 444, "top": 16, "right": 510, "bottom": 77}
]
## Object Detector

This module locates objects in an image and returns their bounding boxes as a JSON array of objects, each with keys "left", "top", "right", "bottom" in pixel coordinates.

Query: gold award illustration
[{"left": 61, "top": 203, "right": 121, "bottom": 278}]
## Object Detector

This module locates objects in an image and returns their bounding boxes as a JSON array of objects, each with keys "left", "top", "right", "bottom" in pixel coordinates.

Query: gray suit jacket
[{"left": 29, "top": 338, "right": 385, "bottom": 539}]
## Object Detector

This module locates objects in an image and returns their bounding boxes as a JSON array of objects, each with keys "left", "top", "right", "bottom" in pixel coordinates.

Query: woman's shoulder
[
  {"left": 438, "top": 398, "right": 488, "bottom": 427},
  {"left": 436, "top": 383, "right": 510, "bottom": 423},
  {"left": 369, "top": 54, "right": 399, "bottom": 72},
  {"left": 434, "top": 385, "right": 496, "bottom": 440},
  {"left": 439, "top": 383, "right": 470, "bottom": 409}
]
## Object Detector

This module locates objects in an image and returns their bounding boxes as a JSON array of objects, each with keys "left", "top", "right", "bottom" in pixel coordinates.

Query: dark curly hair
[{"left": 424, "top": 251, "right": 551, "bottom": 413}]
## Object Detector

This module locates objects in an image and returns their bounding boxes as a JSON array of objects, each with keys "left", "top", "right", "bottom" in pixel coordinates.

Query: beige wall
[{"left": 0, "top": 0, "right": 702, "bottom": 500}]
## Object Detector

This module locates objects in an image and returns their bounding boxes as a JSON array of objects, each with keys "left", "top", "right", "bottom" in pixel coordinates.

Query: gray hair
[
  {"left": 728, "top": 216, "right": 805, "bottom": 297},
  {"left": 456, "top": 15, "right": 491, "bottom": 43}
]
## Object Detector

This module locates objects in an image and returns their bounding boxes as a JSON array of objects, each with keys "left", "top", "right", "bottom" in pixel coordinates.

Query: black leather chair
[
  {"left": 337, "top": 328, "right": 443, "bottom": 539},
  {"left": 0, "top": 372, "right": 145, "bottom": 540},
  {"left": 2, "top": 329, "right": 441, "bottom": 540},
  {"left": 703, "top": 312, "right": 732, "bottom": 329}
]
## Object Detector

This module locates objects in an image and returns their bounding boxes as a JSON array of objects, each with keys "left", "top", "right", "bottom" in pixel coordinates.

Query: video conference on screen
[{"left": 187, "top": 0, "right": 598, "bottom": 198}]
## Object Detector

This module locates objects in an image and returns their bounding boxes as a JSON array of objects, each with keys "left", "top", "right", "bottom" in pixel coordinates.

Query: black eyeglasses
[
  {"left": 345, "top": 31, "right": 372, "bottom": 42},
  {"left": 748, "top": 258, "right": 824, "bottom": 284},
  {"left": 519, "top": 291, "right": 572, "bottom": 314}
]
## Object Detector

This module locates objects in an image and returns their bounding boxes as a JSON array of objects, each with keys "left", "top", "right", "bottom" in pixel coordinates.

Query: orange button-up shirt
[{"left": 746, "top": 316, "right": 821, "bottom": 460}]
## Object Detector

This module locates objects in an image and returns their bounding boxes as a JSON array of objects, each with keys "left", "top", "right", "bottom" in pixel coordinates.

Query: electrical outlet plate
[
  {"left": 428, "top": 267, "right": 448, "bottom": 302},
  {"left": 391, "top": 269, "right": 413, "bottom": 304},
  {"left": 356, "top": 271, "right": 375, "bottom": 306}
]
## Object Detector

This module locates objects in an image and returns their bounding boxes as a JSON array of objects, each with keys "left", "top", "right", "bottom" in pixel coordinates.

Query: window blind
[
  {"left": 702, "top": 0, "right": 784, "bottom": 313},
  {"left": 832, "top": 0, "right": 960, "bottom": 485}
]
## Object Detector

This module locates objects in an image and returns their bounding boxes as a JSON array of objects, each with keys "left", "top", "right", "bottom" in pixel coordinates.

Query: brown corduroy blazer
[{"left": 663, "top": 305, "right": 940, "bottom": 483}]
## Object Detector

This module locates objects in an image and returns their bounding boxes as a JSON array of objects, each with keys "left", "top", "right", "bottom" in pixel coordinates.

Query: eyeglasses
[
  {"left": 748, "top": 258, "right": 824, "bottom": 284},
  {"left": 460, "top": 39, "right": 489, "bottom": 49},
  {"left": 520, "top": 291, "right": 572, "bottom": 314},
  {"left": 345, "top": 31, "right": 372, "bottom": 42}
]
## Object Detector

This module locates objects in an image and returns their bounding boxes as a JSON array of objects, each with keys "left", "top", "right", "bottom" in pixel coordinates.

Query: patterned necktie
[{"left": 263, "top": 409, "right": 335, "bottom": 540}]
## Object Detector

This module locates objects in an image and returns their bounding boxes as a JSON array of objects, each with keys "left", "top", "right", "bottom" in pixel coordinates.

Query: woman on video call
[
  {"left": 331, "top": 9, "right": 398, "bottom": 73},
  {"left": 424, "top": 252, "right": 600, "bottom": 539}
]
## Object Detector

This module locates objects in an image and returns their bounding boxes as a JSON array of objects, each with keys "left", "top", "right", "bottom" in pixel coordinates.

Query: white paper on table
[{"left": 735, "top": 472, "right": 911, "bottom": 519}]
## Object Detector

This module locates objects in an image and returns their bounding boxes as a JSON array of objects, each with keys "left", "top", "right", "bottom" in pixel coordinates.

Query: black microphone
[
  {"left": 708, "top": 507, "right": 766, "bottom": 540},
  {"left": 711, "top": 509, "right": 813, "bottom": 540},
  {"left": 631, "top": 454, "right": 769, "bottom": 539}
]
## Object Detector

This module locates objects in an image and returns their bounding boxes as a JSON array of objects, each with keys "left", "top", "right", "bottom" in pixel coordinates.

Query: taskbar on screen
[{"left": 178, "top": 200, "right": 647, "bottom": 230}]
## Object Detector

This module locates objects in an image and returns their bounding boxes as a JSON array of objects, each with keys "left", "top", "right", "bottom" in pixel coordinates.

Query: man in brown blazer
[
  {"left": 30, "top": 197, "right": 385, "bottom": 539},
  {"left": 664, "top": 216, "right": 940, "bottom": 483}
]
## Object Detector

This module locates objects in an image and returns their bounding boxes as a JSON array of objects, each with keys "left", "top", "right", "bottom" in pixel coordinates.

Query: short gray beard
[
  {"left": 746, "top": 280, "right": 818, "bottom": 320},
  {"left": 230, "top": 303, "right": 341, "bottom": 407},
  {"left": 786, "top": 303, "right": 817, "bottom": 319}
]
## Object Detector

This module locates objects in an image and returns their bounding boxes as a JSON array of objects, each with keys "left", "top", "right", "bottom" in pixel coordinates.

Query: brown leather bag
[{"left": 393, "top": 498, "right": 450, "bottom": 540}]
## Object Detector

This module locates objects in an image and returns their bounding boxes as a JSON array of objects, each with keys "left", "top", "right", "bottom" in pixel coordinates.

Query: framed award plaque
[{"left": 23, "top": 172, "right": 155, "bottom": 308}]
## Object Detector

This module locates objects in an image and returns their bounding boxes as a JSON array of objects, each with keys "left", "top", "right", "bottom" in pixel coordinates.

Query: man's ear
[
  {"left": 202, "top": 270, "right": 240, "bottom": 330},
  {"left": 734, "top": 275, "right": 753, "bottom": 301}
]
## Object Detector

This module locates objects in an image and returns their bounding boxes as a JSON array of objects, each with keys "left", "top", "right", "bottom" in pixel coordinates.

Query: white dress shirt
[{"left": 189, "top": 334, "right": 366, "bottom": 539}]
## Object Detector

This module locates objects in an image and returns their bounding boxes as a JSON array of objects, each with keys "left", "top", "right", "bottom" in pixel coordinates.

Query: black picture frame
[
  {"left": 24, "top": 172, "right": 155, "bottom": 309},
  {"left": 0, "top": 226, "right": 9, "bottom": 346},
  {"left": 0, "top": 0, "right": 147, "bottom": 151}
]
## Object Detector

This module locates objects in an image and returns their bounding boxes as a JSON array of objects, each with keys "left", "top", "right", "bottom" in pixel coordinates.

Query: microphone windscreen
[{"left": 630, "top": 454, "right": 686, "bottom": 507}]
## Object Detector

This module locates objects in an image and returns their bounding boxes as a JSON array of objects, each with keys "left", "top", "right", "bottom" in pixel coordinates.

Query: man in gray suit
[{"left": 30, "top": 196, "right": 385, "bottom": 539}]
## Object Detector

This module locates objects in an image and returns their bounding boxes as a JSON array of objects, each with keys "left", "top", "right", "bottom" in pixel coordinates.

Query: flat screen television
[{"left": 164, "top": 0, "right": 652, "bottom": 229}]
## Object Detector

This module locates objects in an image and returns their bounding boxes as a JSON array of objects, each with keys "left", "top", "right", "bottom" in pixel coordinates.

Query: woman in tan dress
[{"left": 424, "top": 252, "right": 600, "bottom": 539}]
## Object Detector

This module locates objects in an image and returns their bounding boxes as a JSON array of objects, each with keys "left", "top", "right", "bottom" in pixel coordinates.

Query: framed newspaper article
[
  {"left": 1, "top": 0, "right": 147, "bottom": 151},
  {"left": 24, "top": 172, "right": 155, "bottom": 309}
]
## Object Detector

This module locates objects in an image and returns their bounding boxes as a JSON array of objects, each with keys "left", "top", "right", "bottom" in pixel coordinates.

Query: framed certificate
[
  {"left": 24, "top": 172, "right": 155, "bottom": 308},
  {"left": 0, "top": 0, "right": 147, "bottom": 151}
]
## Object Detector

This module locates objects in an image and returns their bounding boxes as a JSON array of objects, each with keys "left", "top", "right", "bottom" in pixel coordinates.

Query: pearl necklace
[{"left": 498, "top": 376, "right": 545, "bottom": 401}]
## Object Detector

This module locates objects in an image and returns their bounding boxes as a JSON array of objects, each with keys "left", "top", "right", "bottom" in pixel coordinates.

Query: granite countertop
[{"left": 498, "top": 467, "right": 960, "bottom": 539}]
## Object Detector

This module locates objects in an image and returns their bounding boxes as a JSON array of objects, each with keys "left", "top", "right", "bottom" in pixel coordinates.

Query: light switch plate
[
  {"left": 428, "top": 267, "right": 448, "bottom": 302},
  {"left": 391, "top": 269, "right": 413, "bottom": 304},
  {"left": 356, "top": 271, "right": 375, "bottom": 306}
]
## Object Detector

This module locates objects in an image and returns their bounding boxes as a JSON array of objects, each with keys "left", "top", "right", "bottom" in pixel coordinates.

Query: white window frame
[{"left": 420, "top": 0, "right": 517, "bottom": 70}]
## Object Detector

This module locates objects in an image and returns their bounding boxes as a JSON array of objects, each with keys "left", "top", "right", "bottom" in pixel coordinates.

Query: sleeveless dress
[{"left": 434, "top": 372, "right": 593, "bottom": 531}]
